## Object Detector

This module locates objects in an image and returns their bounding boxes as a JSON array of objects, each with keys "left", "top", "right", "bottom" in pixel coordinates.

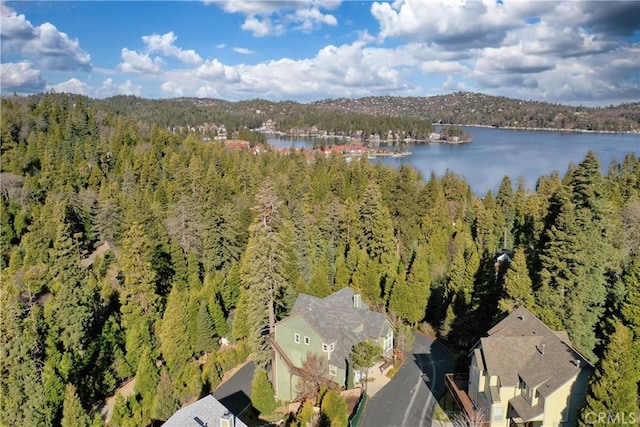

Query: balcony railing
[{"left": 445, "top": 373, "right": 487, "bottom": 426}]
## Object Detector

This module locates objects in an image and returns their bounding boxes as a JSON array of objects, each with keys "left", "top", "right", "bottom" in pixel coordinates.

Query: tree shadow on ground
[{"left": 411, "top": 339, "right": 455, "bottom": 401}]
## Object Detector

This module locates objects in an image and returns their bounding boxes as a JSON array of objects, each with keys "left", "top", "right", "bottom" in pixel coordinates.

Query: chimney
[
  {"left": 220, "top": 412, "right": 233, "bottom": 427},
  {"left": 353, "top": 293, "right": 361, "bottom": 309}
]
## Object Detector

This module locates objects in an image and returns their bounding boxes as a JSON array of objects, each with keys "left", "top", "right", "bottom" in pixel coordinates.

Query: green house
[{"left": 271, "top": 287, "right": 394, "bottom": 401}]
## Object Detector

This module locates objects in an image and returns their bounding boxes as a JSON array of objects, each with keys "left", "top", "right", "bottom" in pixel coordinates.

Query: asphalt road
[
  {"left": 360, "top": 332, "right": 454, "bottom": 427},
  {"left": 212, "top": 361, "right": 256, "bottom": 419}
]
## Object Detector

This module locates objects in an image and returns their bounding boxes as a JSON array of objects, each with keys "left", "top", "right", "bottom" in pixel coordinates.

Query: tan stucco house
[{"left": 446, "top": 307, "right": 593, "bottom": 427}]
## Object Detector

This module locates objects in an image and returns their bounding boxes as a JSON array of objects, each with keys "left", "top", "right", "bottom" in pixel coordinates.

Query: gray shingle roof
[
  {"left": 163, "top": 395, "right": 249, "bottom": 427},
  {"left": 480, "top": 307, "right": 592, "bottom": 398},
  {"left": 288, "top": 287, "right": 392, "bottom": 370}
]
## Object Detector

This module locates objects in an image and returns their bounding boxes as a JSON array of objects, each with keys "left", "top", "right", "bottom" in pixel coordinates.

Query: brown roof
[
  {"left": 479, "top": 307, "right": 592, "bottom": 398},
  {"left": 509, "top": 395, "right": 544, "bottom": 421}
]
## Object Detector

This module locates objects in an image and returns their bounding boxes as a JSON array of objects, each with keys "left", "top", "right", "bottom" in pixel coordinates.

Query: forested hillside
[{"left": 1, "top": 93, "right": 638, "bottom": 426}]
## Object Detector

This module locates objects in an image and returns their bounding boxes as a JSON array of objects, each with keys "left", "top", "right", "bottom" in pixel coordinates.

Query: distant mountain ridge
[
  {"left": 6, "top": 91, "right": 640, "bottom": 132},
  {"left": 310, "top": 92, "right": 640, "bottom": 132}
]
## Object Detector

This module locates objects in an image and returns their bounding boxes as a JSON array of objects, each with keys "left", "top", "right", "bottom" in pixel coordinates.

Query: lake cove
[{"left": 268, "top": 128, "right": 640, "bottom": 194}]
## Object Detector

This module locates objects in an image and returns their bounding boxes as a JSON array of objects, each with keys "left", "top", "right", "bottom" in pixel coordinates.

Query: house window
[
  {"left": 294, "top": 333, "right": 300, "bottom": 344},
  {"left": 304, "top": 336, "right": 310, "bottom": 345},
  {"left": 329, "top": 365, "right": 337, "bottom": 376},
  {"left": 384, "top": 331, "right": 393, "bottom": 351},
  {"left": 330, "top": 343, "right": 335, "bottom": 351},
  {"left": 492, "top": 407, "right": 503, "bottom": 422},
  {"left": 322, "top": 343, "right": 328, "bottom": 352}
]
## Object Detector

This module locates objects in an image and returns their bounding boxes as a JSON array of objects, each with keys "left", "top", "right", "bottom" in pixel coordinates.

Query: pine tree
[
  {"left": 158, "top": 285, "right": 190, "bottom": 372},
  {"left": 389, "top": 264, "right": 413, "bottom": 323},
  {"left": 579, "top": 321, "right": 638, "bottom": 425},
  {"left": 195, "top": 303, "right": 218, "bottom": 355},
  {"left": 152, "top": 368, "right": 179, "bottom": 422},
  {"left": 251, "top": 368, "right": 277, "bottom": 415},
  {"left": 209, "top": 292, "right": 228, "bottom": 337},
  {"left": 61, "top": 383, "right": 91, "bottom": 427},
  {"left": 119, "top": 222, "right": 161, "bottom": 368},
  {"left": 536, "top": 152, "right": 618, "bottom": 361},
  {"left": 133, "top": 346, "right": 159, "bottom": 423},
  {"left": 357, "top": 184, "right": 398, "bottom": 302},
  {"left": 308, "top": 255, "right": 332, "bottom": 298},
  {"left": 620, "top": 254, "right": 640, "bottom": 382},
  {"left": 498, "top": 248, "right": 534, "bottom": 314},
  {"left": 496, "top": 176, "right": 515, "bottom": 245},
  {"left": 240, "top": 182, "right": 289, "bottom": 365}
]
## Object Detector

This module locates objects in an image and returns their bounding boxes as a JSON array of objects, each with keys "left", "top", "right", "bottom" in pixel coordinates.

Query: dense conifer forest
[{"left": 1, "top": 93, "right": 638, "bottom": 426}]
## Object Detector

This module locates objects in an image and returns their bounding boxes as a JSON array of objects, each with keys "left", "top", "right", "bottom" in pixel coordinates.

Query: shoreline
[{"left": 437, "top": 124, "right": 639, "bottom": 135}]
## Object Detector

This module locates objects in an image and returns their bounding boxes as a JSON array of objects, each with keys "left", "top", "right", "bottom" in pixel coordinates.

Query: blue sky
[{"left": 1, "top": 1, "right": 639, "bottom": 105}]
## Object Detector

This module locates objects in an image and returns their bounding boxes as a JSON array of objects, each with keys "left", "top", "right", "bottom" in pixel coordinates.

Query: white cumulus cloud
[
  {"left": 161, "top": 81, "right": 184, "bottom": 97},
  {"left": 0, "top": 61, "right": 45, "bottom": 93},
  {"left": 47, "top": 78, "right": 91, "bottom": 95},
  {"left": 208, "top": 0, "right": 341, "bottom": 36},
  {"left": 118, "top": 48, "right": 165, "bottom": 74},
  {"left": 142, "top": 32, "right": 203, "bottom": 65},
  {"left": 1, "top": 4, "right": 91, "bottom": 71},
  {"left": 96, "top": 78, "right": 143, "bottom": 97}
]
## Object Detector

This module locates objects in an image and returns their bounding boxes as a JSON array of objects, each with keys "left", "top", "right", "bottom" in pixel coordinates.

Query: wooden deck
[{"left": 445, "top": 373, "right": 486, "bottom": 424}]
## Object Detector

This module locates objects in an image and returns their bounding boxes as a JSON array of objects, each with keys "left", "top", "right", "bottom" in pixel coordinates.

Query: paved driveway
[
  {"left": 212, "top": 361, "right": 256, "bottom": 423},
  {"left": 359, "top": 332, "right": 454, "bottom": 427}
]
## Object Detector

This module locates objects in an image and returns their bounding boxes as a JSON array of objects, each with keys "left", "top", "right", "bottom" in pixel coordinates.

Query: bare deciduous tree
[
  {"left": 296, "top": 352, "right": 336, "bottom": 402},
  {"left": 452, "top": 406, "right": 487, "bottom": 427}
]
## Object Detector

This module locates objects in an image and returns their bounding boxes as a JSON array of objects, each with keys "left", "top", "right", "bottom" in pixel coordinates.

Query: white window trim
[
  {"left": 322, "top": 343, "right": 328, "bottom": 352},
  {"left": 294, "top": 333, "right": 300, "bottom": 344},
  {"left": 493, "top": 407, "right": 503, "bottom": 422},
  {"left": 304, "top": 336, "right": 310, "bottom": 345},
  {"left": 330, "top": 342, "right": 335, "bottom": 351},
  {"left": 329, "top": 364, "right": 337, "bottom": 376}
]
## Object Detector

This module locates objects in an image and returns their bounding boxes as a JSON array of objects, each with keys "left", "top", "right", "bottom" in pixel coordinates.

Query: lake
[{"left": 267, "top": 128, "right": 640, "bottom": 194}]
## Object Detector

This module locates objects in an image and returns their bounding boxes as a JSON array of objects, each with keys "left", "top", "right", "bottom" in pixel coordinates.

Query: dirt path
[{"left": 96, "top": 377, "right": 137, "bottom": 423}]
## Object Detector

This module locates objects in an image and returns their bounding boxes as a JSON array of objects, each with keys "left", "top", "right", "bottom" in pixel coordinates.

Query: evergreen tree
[
  {"left": 579, "top": 321, "right": 638, "bottom": 425},
  {"left": 195, "top": 303, "right": 218, "bottom": 355},
  {"left": 406, "top": 247, "right": 432, "bottom": 324},
  {"left": 498, "top": 248, "right": 534, "bottom": 314},
  {"left": 119, "top": 222, "right": 161, "bottom": 368},
  {"left": 152, "top": 368, "right": 179, "bottom": 422},
  {"left": 296, "top": 400, "right": 315, "bottom": 427},
  {"left": 320, "top": 389, "right": 348, "bottom": 427},
  {"left": 158, "top": 285, "right": 191, "bottom": 372},
  {"left": 251, "top": 368, "right": 277, "bottom": 415},
  {"left": 389, "top": 264, "right": 413, "bottom": 323},
  {"left": 133, "top": 346, "right": 159, "bottom": 423},
  {"left": 496, "top": 176, "right": 515, "bottom": 246},
  {"left": 351, "top": 340, "right": 382, "bottom": 388},
  {"left": 110, "top": 393, "right": 133, "bottom": 427},
  {"left": 61, "top": 383, "right": 91, "bottom": 427},
  {"left": 356, "top": 184, "right": 398, "bottom": 302},
  {"left": 536, "top": 152, "right": 617, "bottom": 361},
  {"left": 209, "top": 292, "right": 228, "bottom": 337},
  {"left": 240, "top": 182, "right": 289, "bottom": 365},
  {"left": 620, "top": 254, "right": 640, "bottom": 382}
]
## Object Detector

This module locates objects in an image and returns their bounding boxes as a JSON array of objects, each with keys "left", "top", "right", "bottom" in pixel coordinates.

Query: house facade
[
  {"left": 447, "top": 307, "right": 592, "bottom": 427},
  {"left": 271, "top": 287, "right": 393, "bottom": 401}
]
